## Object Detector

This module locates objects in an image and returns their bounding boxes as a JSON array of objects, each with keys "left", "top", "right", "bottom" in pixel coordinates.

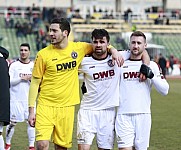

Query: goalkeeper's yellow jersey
[{"left": 32, "top": 41, "right": 92, "bottom": 107}]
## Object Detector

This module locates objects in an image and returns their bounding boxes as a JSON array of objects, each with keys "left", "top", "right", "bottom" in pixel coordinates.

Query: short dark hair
[
  {"left": 51, "top": 18, "right": 71, "bottom": 36},
  {"left": 130, "top": 31, "right": 146, "bottom": 42},
  {"left": 20, "top": 43, "right": 30, "bottom": 50},
  {"left": 91, "top": 29, "right": 110, "bottom": 42}
]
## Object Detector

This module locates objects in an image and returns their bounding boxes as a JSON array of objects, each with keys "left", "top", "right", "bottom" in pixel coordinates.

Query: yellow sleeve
[
  {"left": 107, "top": 45, "right": 113, "bottom": 49},
  {"left": 107, "top": 45, "right": 114, "bottom": 53},
  {"left": 83, "top": 43, "right": 93, "bottom": 55},
  {"left": 28, "top": 76, "right": 41, "bottom": 107},
  {"left": 32, "top": 53, "right": 45, "bottom": 78}
]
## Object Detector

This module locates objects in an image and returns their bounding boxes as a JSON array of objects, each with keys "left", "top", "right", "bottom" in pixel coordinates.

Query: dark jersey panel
[{"left": 0, "top": 57, "right": 10, "bottom": 126}]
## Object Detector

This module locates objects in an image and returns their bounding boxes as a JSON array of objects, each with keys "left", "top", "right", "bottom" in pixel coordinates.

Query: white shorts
[
  {"left": 10, "top": 101, "right": 28, "bottom": 122},
  {"left": 77, "top": 108, "right": 116, "bottom": 149},
  {"left": 115, "top": 113, "right": 151, "bottom": 150}
]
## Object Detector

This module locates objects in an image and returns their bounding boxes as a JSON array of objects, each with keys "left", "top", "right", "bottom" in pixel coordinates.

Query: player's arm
[
  {"left": 8, "top": 62, "right": 32, "bottom": 86},
  {"left": 8, "top": 64, "right": 22, "bottom": 86},
  {"left": 28, "top": 53, "right": 44, "bottom": 127},
  {"left": 142, "top": 50, "right": 150, "bottom": 65},
  {"left": 151, "top": 62, "right": 169, "bottom": 95},
  {"left": 28, "top": 76, "right": 41, "bottom": 127},
  {"left": 21, "top": 74, "right": 32, "bottom": 81},
  {"left": 10, "top": 78, "right": 21, "bottom": 85},
  {"left": 84, "top": 43, "right": 124, "bottom": 67},
  {"left": 109, "top": 46, "right": 124, "bottom": 67},
  {"left": 28, "top": 76, "right": 41, "bottom": 108},
  {"left": 118, "top": 49, "right": 131, "bottom": 61},
  {"left": 10, "top": 75, "right": 32, "bottom": 86},
  {"left": 139, "top": 50, "right": 150, "bottom": 81}
]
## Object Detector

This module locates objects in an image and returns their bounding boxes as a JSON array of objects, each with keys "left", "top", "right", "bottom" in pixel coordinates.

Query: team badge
[
  {"left": 71, "top": 51, "right": 78, "bottom": 59},
  {"left": 107, "top": 59, "right": 114, "bottom": 67}
]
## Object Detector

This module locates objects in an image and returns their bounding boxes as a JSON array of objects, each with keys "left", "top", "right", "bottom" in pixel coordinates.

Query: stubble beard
[
  {"left": 93, "top": 49, "right": 107, "bottom": 59},
  {"left": 51, "top": 36, "right": 65, "bottom": 46}
]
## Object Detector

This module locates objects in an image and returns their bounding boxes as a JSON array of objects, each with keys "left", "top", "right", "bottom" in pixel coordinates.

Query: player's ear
[
  {"left": 63, "top": 30, "right": 68, "bottom": 37},
  {"left": 144, "top": 42, "right": 147, "bottom": 49}
]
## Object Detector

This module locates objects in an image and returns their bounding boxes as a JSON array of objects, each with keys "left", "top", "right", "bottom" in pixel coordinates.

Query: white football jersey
[
  {"left": 9, "top": 59, "right": 34, "bottom": 102},
  {"left": 79, "top": 51, "right": 130, "bottom": 110},
  {"left": 117, "top": 60, "right": 169, "bottom": 114}
]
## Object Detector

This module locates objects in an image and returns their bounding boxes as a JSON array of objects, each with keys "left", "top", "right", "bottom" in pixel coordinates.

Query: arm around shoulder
[
  {"left": 109, "top": 47, "right": 124, "bottom": 67},
  {"left": 142, "top": 50, "right": 150, "bottom": 65}
]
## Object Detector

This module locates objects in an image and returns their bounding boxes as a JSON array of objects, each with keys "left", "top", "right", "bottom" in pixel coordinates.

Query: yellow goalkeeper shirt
[{"left": 32, "top": 42, "right": 92, "bottom": 107}]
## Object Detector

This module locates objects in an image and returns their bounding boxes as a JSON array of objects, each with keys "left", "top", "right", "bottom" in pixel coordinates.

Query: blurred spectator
[
  {"left": 166, "top": 17, "right": 170, "bottom": 25},
  {"left": 171, "top": 10, "right": 177, "bottom": 18},
  {"left": 102, "top": 10, "right": 114, "bottom": 19},
  {"left": 42, "top": 7, "right": 49, "bottom": 22},
  {"left": 124, "top": 8, "right": 132, "bottom": 23},
  {"left": 35, "top": 31, "right": 49, "bottom": 51},
  {"left": 169, "top": 55, "right": 174, "bottom": 75},
  {"left": 26, "top": 6, "right": 34, "bottom": 23},
  {"left": 85, "top": 9, "right": 91, "bottom": 23},
  {"left": 16, "top": 7, "right": 21, "bottom": 16},
  {"left": 158, "top": 53, "right": 167, "bottom": 78},
  {"left": 102, "top": 12, "right": 109, "bottom": 19},
  {"left": 166, "top": 59, "right": 170, "bottom": 75},
  {"left": 98, "top": 8, "right": 103, "bottom": 13},
  {"left": 72, "top": 9, "right": 82, "bottom": 19},
  {"left": 67, "top": 8, "right": 73, "bottom": 23},
  {"left": 41, "top": 33, "right": 48, "bottom": 49},
  {"left": 116, "top": 36, "right": 128, "bottom": 49},
  {"left": 5, "top": 14, "right": 14, "bottom": 28},
  {"left": 36, "top": 34, "right": 41, "bottom": 51},
  {"left": 15, "top": 21, "right": 24, "bottom": 37},
  {"left": 108, "top": 10, "right": 114, "bottom": 19},
  {"left": 7, "top": 6, "right": 16, "bottom": 16},
  {"left": 154, "top": 15, "right": 164, "bottom": 25},
  {"left": 154, "top": 17, "right": 159, "bottom": 25}
]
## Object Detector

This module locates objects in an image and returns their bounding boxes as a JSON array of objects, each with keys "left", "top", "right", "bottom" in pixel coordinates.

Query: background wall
[{"left": 0, "top": 0, "right": 71, "bottom": 7}]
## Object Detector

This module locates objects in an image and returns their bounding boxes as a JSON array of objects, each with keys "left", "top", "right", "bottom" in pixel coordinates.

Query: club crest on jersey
[
  {"left": 71, "top": 51, "right": 78, "bottom": 59},
  {"left": 107, "top": 59, "right": 114, "bottom": 67}
]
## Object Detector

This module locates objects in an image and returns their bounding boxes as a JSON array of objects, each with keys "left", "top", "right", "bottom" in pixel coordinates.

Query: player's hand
[
  {"left": 21, "top": 75, "right": 32, "bottom": 81},
  {"left": 139, "top": 64, "right": 154, "bottom": 82},
  {"left": 28, "top": 112, "right": 36, "bottom": 127},
  {"left": 139, "top": 73, "right": 147, "bottom": 82},
  {"left": 112, "top": 51, "right": 124, "bottom": 67}
]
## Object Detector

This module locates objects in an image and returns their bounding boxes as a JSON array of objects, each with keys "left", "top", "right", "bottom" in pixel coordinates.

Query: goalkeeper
[{"left": 115, "top": 31, "right": 169, "bottom": 150}]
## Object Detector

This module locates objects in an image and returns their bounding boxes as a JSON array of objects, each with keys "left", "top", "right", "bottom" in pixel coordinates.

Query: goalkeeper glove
[{"left": 140, "top": 64, "right": 154, "bottom": 79}]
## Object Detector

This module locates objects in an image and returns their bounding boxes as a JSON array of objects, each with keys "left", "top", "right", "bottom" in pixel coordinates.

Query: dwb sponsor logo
[
  {"left": 93, "top": 70, "right": 115, "bottom": 80},
  {"left": 56, "top": 61, "right": 76, "bottom": 71},
  {"left": 123, "top": 72, "right": 139, "bottom": 79}
]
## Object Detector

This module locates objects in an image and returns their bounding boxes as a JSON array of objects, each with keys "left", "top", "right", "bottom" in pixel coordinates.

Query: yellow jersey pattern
[{"left": 33, "top": 41, "right": 92, "bottom": 107}]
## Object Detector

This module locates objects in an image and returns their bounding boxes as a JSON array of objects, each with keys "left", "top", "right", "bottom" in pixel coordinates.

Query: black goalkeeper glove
[
  {"left": 140, "top": 64, "right": 154, "bottom": 79},
  {"left": 81, "top": 82, "right": 87, "bottom": 94}
]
